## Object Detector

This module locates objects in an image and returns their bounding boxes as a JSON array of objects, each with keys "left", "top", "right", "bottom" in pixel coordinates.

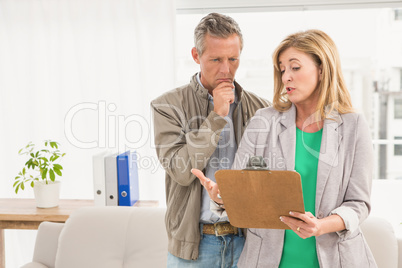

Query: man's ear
[{"left": 191, "top": 47, "right": 200, "bottom": 64}]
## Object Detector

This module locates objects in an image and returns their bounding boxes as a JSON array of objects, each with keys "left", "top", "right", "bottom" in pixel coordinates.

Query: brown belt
[{"left": 202, "top": 222, "right": 239, "bottom": 236}]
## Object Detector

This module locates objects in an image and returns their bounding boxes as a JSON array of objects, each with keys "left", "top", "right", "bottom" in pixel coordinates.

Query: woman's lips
[{"left": 286, "top": 87, "right": 295, "bottom": 94}]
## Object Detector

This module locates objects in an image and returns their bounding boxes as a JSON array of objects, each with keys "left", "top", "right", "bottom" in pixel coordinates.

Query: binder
[
  {"left": 215, "top": 169, "right": 305, "bottom": 229},
  {"left": 116, "top": 151, "right": 139, "bottom": 206},
  {"left": 92, "top": 151, "right": 110, "bottom": 206},
  {"left": 105, "top": 153, "right": 118, "bottom": 206}
]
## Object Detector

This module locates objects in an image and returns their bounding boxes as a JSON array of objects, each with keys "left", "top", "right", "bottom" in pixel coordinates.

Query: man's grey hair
[{"left": 194, "top": 13, "right": 243, "bottom": 56}]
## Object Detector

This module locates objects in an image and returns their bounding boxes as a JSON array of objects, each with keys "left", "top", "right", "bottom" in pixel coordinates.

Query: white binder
[
  {"left": 92, "top": 151, "right": 110, "bottom": 206},
  {"left": 105, "top": 153, "right": 118, "bottom": 206}
]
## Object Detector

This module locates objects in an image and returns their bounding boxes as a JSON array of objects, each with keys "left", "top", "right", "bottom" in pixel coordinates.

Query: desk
[{"left": 0, "top": 198, "right": 158, "bottom": 268}]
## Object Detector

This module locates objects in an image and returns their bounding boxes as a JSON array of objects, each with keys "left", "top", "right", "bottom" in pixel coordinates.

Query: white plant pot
[{"left": 33, "top": 181, "right": 61, "bottom": 208}]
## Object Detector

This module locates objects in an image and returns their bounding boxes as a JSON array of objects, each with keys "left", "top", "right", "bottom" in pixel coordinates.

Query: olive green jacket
[{"left": 151, "top": 74, "right": 270, "bottom": 260}]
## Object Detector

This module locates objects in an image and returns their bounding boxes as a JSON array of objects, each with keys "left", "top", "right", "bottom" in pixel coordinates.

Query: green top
[{"left": 279, "top": 127, "right": 323, "bottom": 268}]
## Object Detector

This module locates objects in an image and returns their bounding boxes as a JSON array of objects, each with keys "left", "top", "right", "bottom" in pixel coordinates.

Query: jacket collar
[
  {"left": 316, "top": 109, "right": 343, "bottom": 210},
  {"left": 191, "top": 74, "right": 209, "bottom": 100},
  {"left": 278, "top": 104, "right": 297, "bottom": 171}
]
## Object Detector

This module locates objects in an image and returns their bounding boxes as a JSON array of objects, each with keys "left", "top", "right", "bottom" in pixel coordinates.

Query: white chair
[
  {"left": 21, "top": 206, "right": 168, "bottom": 268},
  {"left": 361, "top": 216, "right": 402, "bottom": 268}
]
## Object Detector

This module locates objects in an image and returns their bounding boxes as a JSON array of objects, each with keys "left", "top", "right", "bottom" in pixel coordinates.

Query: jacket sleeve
[
  {"left": 331, "top": 114, "right": 373, "bottom": 239},
  {"left": 151, "top": 101, "right": 227, "bottom": 186}
]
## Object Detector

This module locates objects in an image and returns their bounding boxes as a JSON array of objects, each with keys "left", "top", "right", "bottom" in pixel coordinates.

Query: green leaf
[
  {"left": 18, "top": 148, "right": 23, "bottom": 154},
  {"left": 54, "top": 168, "right": 62, "bottom": 176},
  {"left": 49, "top": 169, "right": 55, "bottom": 181},
  {"left": 21, "top": 183, "right": 25, "bottom": 190},
  {"left": 52, "top": 155, "right": 59, "bottom": 162},
  {"left": 15, "top": 184, "right": 20, "bottom": 194},
  {"left": 51, "top": 142, "right": 59, "bottom": 149},
  {"left": 42, "top": 168, "right": 48, "bottom": 179},
  {"left": 30, "top": 153, "right": 35, "bottom": 157},
  {"left": 53, "top": 164, "right": 63, "bottom": 170},
  {"left": 22, "top": 167, "right": 26, "bottom": 175},
  {"left": 13, "top": 180, "right": 20, "bottom": 187},
  {"left": 31, "top": 181, "right": 34, "bottom": 188},
  {"left": 45, "top": 141, "right": 48, "bottom": 146}
]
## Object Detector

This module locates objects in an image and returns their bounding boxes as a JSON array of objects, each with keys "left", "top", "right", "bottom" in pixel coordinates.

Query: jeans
[{"left": 167, "top": 228, "right": 245, "bottom": 268}]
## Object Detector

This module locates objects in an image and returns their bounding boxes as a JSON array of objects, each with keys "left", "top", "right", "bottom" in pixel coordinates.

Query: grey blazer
[{"left": 233, "top": 105, "right": 377, "bottom": 268}]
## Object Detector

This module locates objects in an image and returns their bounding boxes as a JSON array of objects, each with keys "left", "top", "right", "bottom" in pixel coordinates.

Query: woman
[{"left": 192, "top": 29, "right": 377, "bottom": 267}]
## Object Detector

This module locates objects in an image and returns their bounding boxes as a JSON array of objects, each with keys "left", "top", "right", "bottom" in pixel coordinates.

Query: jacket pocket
[
  {"left": 238, "top": 230, "right": 262, "bottom": 268},
  {"left": 339, "top": 233, "right": 370, "bottom": 268}
]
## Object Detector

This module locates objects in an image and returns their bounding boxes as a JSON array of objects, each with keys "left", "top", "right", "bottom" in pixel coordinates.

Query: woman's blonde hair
[{"left": 272, "top": 29, "right": 353, "bottom": 119}]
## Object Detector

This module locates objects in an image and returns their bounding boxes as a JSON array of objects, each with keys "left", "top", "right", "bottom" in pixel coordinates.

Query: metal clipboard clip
[{"left": 244, "top": 156, "right": 270, "bottom": 170}]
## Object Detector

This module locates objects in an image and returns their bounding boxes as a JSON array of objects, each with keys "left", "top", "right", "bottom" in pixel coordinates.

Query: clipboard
[{"left": 215, "top": 169, "right": 305, "bottom": 229}]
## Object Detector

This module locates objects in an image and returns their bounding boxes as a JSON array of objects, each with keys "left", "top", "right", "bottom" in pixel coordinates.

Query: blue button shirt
[{"left": 196, "top": 73, "right": 238, "bottom": 223}]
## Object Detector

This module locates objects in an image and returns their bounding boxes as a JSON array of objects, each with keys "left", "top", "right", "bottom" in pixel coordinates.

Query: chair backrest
[
  {"left": 31, "top": 221, "right": 65, "bottom": 268},
  {"left": 361, "top": 216, "right": 398, "bottom": 268},
  {"left": 55, "top": 206, "right": 167, "bottom": 268}
]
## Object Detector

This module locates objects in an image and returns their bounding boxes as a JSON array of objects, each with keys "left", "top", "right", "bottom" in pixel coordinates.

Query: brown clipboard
[{"left": 215, "top": 169, "right": 305, "bottom": 229}]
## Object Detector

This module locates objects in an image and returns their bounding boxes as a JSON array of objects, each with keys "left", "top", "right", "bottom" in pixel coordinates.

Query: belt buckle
[{"left": 214, "top": 222, "right": 228, "bottom": 236}]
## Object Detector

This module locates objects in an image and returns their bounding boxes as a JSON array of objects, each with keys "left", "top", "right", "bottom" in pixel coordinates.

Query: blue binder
[{"left": 116, "top": 151, "right": 139, "bottom": 206}]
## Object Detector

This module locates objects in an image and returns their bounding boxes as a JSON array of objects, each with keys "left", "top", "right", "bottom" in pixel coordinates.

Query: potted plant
[{"left": 14, "top": 140, "right": 66, "bottom": 208}]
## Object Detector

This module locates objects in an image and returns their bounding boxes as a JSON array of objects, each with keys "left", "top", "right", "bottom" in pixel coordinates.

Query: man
[{"left": 151, "top": 13, "right": 270, "bottom": 267}]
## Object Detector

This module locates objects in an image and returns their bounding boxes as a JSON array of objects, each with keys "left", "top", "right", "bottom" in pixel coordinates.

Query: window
[
  {"left": 395, "top": 137, "right": 402, "bottom": 155},
  {"left": 395, "top": 99, "right": 402, "bottom": 119},
  {"left": 400, "top": 68, "right": 402, "bottom": 91},
  {"left": 394, "top": 9, "right": 402, "bottom": 20}
]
